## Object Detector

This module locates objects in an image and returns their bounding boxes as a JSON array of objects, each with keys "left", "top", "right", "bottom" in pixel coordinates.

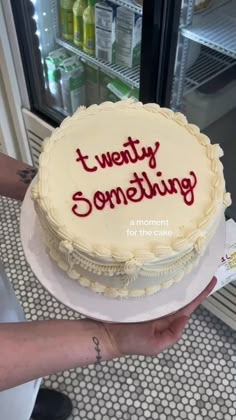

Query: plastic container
[
  {"left": 60, "top": 0, "right": 74, "bottom": 41},
  {"left": 85, "top": 62, "right": 100, "bottom": 105},
  {"left": 83, "top": 0, "right": 96, "bottom": 55},
  {"left": 73, "top": 0, "right": 88, "bottom": 48},
  {"left": 45, "top": 48, "right": 70, "bottom": 108},
  {"left": 60, "top": 55, "right": 86, "bottom": 114}
]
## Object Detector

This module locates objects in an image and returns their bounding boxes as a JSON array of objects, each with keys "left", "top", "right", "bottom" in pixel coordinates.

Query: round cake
[{"left": 32, "top": 100, "right": 231, "bottom": 298}]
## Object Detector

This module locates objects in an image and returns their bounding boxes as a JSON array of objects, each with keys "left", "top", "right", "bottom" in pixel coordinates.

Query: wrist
[
  {"left": 17, "top": 168, "right": 37, "bottom": 201},
  {"left": 80, "top": 320, "right": 121, "bottom": 363},
  {"left": 101, "top": 323, "right": 125, "bottom": 359},
  {"left": 0, "top": 153, "right": 37, "bottom": 202}
]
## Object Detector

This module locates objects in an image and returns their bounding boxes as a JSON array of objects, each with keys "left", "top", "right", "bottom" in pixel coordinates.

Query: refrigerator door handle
[
  {"left": 1, "top": 0, "right": 30, "bottom": 111},
  {"left": 0, "top": 0, "right": 32, "bottom": 163}
]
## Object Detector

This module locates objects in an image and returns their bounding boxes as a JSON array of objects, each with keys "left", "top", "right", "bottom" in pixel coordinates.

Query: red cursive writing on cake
[
  {"left": 76, "top": 137, "right": 160, "bottom": 171},
  {"left": 72, "top": 137, "right": 197, "bottom": 218}
]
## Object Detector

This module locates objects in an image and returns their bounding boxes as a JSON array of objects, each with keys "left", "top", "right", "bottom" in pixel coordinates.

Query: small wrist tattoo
[
  {"left": 17, "top": 168, "right": 37, "bottom": 185},
  {"left": 92, "top": 337, "right": 102, "bottom": 364}
]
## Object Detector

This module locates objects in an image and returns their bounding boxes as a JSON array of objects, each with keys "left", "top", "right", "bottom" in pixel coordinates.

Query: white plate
[{"left": 20, "top": 182, "right": 226, "bottom": 323}]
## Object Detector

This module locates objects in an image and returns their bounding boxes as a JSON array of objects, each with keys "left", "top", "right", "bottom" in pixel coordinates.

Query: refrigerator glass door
[
  {"left": 11, "top": 0, "right": 144, "bottom": 124},
  {"left": 168, "top": 0, "right": 236, "bottom": 328},
  {"left": 169, "top": 0, "right": 236, "bottom": 222}
]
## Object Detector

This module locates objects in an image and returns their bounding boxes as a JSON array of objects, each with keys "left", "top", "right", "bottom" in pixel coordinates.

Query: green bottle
[
  {"left": 73, "top": 0, "right": 88, "bottom": 48},
  {"left": 60, "top": 0, "right": 74, "bottom": 41},
  {"left": 83, "top": 0, "right": 96, "bottom": 55}
]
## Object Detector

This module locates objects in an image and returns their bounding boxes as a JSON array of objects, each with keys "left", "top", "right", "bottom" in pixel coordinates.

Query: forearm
[
  {"left": 0, "top": 319, "right": 117, "bottom": 391},
  {"left": 0, "top": 153, "right": 36, "bottom": 201}
]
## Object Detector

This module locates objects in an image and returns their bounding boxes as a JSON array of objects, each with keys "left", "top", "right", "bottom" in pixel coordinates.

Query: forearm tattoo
[
  {"left": 17, "top": 168, "right": 37, "bottom": 184},
  {"left": 92, "top": 337, "right": 102, "bottom": 364}
]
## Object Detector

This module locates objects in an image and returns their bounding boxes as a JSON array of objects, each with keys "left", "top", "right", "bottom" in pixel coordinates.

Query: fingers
[
  {"left": 168, "top": 316, "right": 190, "bottom": 340},
  {"left": 150, "top": 278, "right": 216, "bottom": 355},
  {"left": 182, "top": 276, "right": 217, "bottom": 316},
  {"left": 156, "top": 315, "right": 189, "bottom": 352},
  {"left": 168, "top": 277, "right": 217, "bottom": 321},
  {"left": 199, "top": 276, "right": 217, "bottom": 298}
]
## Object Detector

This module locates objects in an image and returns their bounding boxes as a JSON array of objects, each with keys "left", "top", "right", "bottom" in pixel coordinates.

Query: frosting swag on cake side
[{"left": 32, "top": 100, "right": 231, "bottom": 297}]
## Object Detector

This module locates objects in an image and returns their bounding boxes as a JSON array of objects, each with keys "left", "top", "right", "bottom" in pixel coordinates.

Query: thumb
[
  {"left": 169, "top": 315, "right": 190, "bottom": 339},
  {"left": 158, "top": 316, "right": 189, "bottom": 350}
]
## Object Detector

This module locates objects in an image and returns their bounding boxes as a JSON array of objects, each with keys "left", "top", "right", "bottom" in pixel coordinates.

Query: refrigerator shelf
[
  {"left": 184, "top": 47, "right": 235, "bottom": 96},
  {"left": 181, "top": 1, "right": 236, "bottom": 59},
  {"left": 56, "top": 37, "right": 140, "bottom": 89},
  {"left": 109, "top": 0, "right": 142, "bottom": 15}
]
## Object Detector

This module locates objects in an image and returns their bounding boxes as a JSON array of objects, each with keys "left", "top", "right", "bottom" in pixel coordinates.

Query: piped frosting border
[{"left": 32, "top": 100, "right": 230, "bottom": 263}]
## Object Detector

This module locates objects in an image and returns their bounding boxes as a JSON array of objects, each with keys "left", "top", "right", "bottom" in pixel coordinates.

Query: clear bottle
[
  {"left": 83, "top": 0, "right": 96, "bottom": 55},
  {"left": 60, "top": 0, "right": 74, "bottom": 41},
  {"left": 73, "top": 0, "right": 88, "bottom": 48}
]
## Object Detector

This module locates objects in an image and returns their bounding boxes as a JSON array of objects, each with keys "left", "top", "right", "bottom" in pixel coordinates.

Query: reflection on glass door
[
  {"left": 31, "top": 0, "right": 143, "bottom": 119},
  {"left": 168, "top": 0, "right": 236, "bottom": 329},
  {"left": 170, "top": 0, "right": 236, "bottom": 221}
]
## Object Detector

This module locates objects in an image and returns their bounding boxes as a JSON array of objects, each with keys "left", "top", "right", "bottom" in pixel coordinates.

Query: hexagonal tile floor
[{"left": 0, "top": 196, "right": 236, "bottom": 420}]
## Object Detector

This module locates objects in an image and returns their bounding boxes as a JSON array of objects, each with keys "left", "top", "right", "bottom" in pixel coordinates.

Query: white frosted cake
[{"left": 32, "top": 100, "right": 231, "bottom": 298}]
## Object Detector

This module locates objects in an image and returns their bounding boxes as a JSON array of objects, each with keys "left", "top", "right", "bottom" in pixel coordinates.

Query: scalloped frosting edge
[
  {"left": 35, "top": 198, "right": 200, "bottom": 284},
  {"left": 46, "top": 237, "right": 201, "bottom": 298},
  {"left": 32, "top": 99, "right": 230, "bottom": 263}
]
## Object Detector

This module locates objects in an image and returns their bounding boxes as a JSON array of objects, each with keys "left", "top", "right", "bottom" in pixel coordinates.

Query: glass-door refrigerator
[
  {"left": 161, "top": 0, "right": 236, "bottom": 329},
  {"left": 4, "top": 0, "right": 176, "bottom": 166},
  {"left": 8, "top": 0, "right": 172, "bottom": 125}
]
